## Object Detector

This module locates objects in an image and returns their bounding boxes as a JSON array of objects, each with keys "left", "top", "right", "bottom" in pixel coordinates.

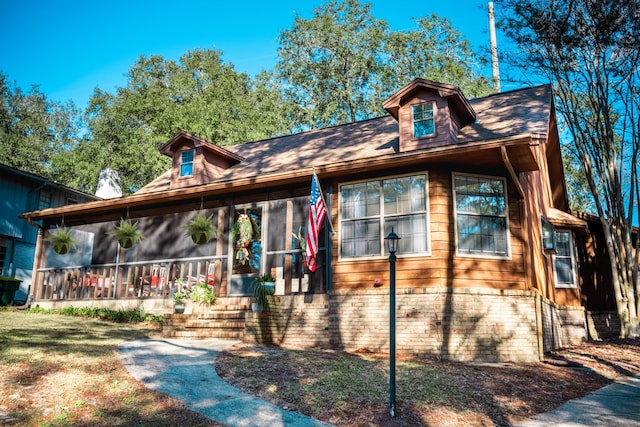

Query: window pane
[
  {"left": 384, "top": 175, "right": 426, "bottom": 215},
  {"left": 180, "top": 150, "right": 194, "bottom": 177},
  {"left": 556, "top": 258, "right": 574, "bottom": 284},
  {"left": 556, "top": 231, "right": 571, "bottom": 256},
  {"left": 341, "top": 182, "right": 380, "bottom": 219},
  {"left": 181, "top": 150, "right": 194, "bottom": 163},
  {"left": 180, "top": 163, "right": 193, "bottom": 176},
  {"left": 385, "top": 214, "right": 427, "bottom": 254},
  {"left": 341, "top": 219, "right": 380, "bottom": 257},
  {"left": 457, "top": 214, "right": 507, "bottom": 255},
  {"left": 413, "top": 103, "right": 434, "bottom": 137}
]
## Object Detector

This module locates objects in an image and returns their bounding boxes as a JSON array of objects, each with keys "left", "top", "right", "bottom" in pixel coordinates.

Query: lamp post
[{"left": 385, "top": 228, "right": 400, "bottom": 418}]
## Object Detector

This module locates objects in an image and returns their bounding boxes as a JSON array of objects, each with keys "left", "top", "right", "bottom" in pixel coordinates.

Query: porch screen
[
  {"left": 339, "top": 174, "right": 428, "bottom": 258},
  {"left": 453, "top": 174, "right": 509, "bottom": 257}
]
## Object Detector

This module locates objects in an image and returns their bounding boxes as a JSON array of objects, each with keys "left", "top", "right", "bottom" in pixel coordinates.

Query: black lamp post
[{"left": 385, "top": 227, "right": 400, "bottom": 418}]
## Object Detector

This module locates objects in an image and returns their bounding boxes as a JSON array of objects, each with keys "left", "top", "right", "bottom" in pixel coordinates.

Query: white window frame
[
  {"left": 338, "top": 172, "right": 431, "bottom": 260},
  {"left": 412, "top": 101, "right": 435, "bottom": 138},
  {"left": 553, "top": 230, "right": 578, "bottom": 288},
  {"left": 180, "top": 150, "right": 194, "bottom": 177},
  {"left": 452, "top": 172, "right": 511, "bottom": 260}
]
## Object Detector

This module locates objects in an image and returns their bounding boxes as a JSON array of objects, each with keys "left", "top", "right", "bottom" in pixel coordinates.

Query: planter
[
  {"left": 174, "top": 302, "right": 185, "bottom": 314},
  {"left": 264, "top": 282, "right": 275, "bottom": 293},
  {"left": 191, "top": 234, "right": 209, "bottom": 245},
  {"left": 251, "top": 302, "right": 263, "bottom": 313}
]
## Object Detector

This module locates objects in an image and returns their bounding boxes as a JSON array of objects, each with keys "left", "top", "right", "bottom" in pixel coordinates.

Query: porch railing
[{"left": 33, "top": 256, "right": 226, "bottom": 301}]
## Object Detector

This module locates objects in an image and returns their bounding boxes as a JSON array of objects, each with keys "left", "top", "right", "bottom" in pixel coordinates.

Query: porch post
[{"left": 29, "top": 226, "right": 46, "bottom": 302}]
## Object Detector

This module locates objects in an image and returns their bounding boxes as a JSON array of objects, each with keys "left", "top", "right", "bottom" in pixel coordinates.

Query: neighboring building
[
  {"left": 0, "top": 164, "right": 98, "bottom": 302},
  {"left": 20, "top": 79, "right": 612, "bottom": 361}
]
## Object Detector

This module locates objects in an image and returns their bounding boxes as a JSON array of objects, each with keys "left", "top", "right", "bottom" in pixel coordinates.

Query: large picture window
[
  {"left": 453, "top": 173, "right": 509, "bottom": 257},
  {"left": 554, "top": 230, "right": 577, "bottom": 288},
  {"left": 340, "top": 174, "right": 429, "bottom": 258}
]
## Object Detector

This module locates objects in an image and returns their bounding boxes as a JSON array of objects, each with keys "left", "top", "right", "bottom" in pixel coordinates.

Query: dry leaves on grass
[
  {"left": 215, "top": 339, "right": 640, "bottom": 427},
  {"left": 0, "top": 311, "right": 223, "bottom": 427}
]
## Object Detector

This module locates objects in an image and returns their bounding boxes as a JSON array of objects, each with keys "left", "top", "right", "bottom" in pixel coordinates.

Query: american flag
[{"left": 305, "top": 173, "right": 327, "bottom": 272}]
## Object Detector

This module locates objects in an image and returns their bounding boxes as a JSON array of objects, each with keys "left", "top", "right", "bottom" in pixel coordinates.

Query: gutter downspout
[{"left": 501, "top": 147, "right": 544, "bottom": 360}]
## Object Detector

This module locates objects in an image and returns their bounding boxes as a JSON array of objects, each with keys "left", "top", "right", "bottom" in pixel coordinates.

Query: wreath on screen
[{"left": 231, "top": 213, "right": 257, "bottom": 265}]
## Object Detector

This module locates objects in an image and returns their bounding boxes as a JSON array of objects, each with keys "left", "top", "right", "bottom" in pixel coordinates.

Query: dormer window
[
  {"left": 413, "top": 102, "right": 435, "bottom": 138},
  {"left": 180, "top": 150, "right": 194, "bottom": 177}
]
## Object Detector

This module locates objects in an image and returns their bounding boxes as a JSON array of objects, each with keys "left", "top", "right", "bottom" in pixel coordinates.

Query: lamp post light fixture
[{"left": 385, "top": 227, "right": 400, "bottom": 418}]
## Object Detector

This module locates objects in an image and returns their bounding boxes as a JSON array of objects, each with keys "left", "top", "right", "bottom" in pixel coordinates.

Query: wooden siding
[
  {"left": 331, "top": 167, "right": 527, "bottom": 292},
  {"left": 398, "top": 92, "right": 457, "bottom": 152}
]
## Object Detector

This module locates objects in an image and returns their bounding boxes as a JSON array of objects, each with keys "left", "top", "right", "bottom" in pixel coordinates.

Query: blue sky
[{"left": 0, "top": 0, "right": 511, "bottom": 110}]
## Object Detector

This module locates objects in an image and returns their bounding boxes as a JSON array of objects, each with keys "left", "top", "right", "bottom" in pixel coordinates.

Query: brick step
[
  {"left": 210, "top": 304, "right": 251, "bottom": 311},
  {"left": 164, "top": 311, "right": 246, "bottom": 322},
  {"left": 163, "top": 329, "right": 244, "bottom": 339},
  {"left": 183, "top": 319, "right": 245, "bottom": 329},
  {"left": 162, "top": 311, "right": 248, "bottom": 340}
]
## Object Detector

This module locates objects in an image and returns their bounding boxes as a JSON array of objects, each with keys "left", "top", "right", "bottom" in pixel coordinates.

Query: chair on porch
[
  {"left": 140, "top": 265, "right": 167, "bottom": 297},
  {"left": 189, "top": 261, "right": 218, "bottom": 287}
]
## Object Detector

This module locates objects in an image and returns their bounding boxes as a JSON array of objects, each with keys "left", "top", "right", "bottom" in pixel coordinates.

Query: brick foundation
[{"left": 243, "top": 288, "right": 588, "bottom": 362}]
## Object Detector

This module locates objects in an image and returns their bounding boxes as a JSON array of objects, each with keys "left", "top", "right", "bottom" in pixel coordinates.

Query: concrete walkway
[
  {"left": 118, "top": 338, "right": 333, "bottom": 427},
  {"left": 512, "top": 374, "right": 640, "bottom": 427},
  {"left": 119, "top": 338, "right": 640, "bottom": 427}
]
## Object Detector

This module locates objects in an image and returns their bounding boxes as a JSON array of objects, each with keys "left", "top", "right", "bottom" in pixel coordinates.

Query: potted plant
[
  {"left": 231, "top": 213, "right": 256, "bottom": 265},
  {"left": 189, "top": 282, "right": 216, "bottom": 307},
  {"left": 183, "top": 212, "right": 218, "bottom": 245},
  {"left": 109, "top": 218, "right": 144, "bottom": 249},
  {"left": 258, "top": 273, "right": 276, "bottom": 293},
  {"left": 252, "top": 274, "right": 275, "bottom": 313},
  {"left": 45, "top": 226, "right": 78, "bottom": 255},
  {"left": 172, "top": 287, "right": 190, "bottom": 314}
]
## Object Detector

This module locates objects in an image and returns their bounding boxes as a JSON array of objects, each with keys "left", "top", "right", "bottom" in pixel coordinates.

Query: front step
[{"left": 162, "top": 309, "right": 248, "bottom": 339}]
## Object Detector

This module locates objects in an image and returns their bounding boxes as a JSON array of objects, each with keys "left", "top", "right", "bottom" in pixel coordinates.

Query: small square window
[
  {"left": 413, "top": 103, "right": 434, "bottom": 138},
  {"left": 180, "top": 150, "right": 194, "bottom": 177}
]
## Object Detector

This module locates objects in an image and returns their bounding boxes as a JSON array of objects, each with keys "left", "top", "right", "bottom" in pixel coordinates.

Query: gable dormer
[
  {"left": 159, "top": 131, "right": 244, "bottom": 190},
  {"left": 383, "top": 78, "right": 477, "bottom": 152}
]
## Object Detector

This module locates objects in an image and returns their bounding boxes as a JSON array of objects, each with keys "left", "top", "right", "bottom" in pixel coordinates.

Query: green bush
[{"left": 24, "top": 306, "right": 163, "bottom": 326}]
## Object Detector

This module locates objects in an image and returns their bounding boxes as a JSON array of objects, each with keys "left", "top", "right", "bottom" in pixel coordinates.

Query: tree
[
  {"left": 502, "top": 0, "right": 640, "bottom": 337},
  {"left": 276, "top": 0, "right": 389, "bottom": 130},
  {"left": 275, "top": 0, "right": 493, "bottom": 131},
  {"left": 0, "top": 72, "right": 81, "bottom": 180},
  {"left": 77, "top": 49, "right": 289, "bottom": 193},
  {"left": 383, "top": 15, "right": 492, "bottom": 99}
]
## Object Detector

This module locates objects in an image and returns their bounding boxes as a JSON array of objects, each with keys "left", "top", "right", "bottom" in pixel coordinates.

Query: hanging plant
[
  {"left": 109, "top": 218, "right": 144, "bottom": 249},
  {"left": 231, "top": 213, "right": 256, "bottom": 265},
  {"left": 182, "top": 212, "right": 218, "bottom": 245},
  {"left": 46, "top": 226, "right": 78, "bottom": 255}
]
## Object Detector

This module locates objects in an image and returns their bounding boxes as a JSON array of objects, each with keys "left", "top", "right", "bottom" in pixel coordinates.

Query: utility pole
[{"left": 488, "top": 1, "right": 501, "bottom": 92}]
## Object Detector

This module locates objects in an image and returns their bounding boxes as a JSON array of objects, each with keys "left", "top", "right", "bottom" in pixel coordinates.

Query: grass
[
  {"left": 2, "top": 308, "right": 640, "bottom": 427},
  {"left": 215, "top": 340, "right": 640, "bottom": 426},
  {"left": 0, "top": 309, "right": 222, "bottom": 427}
]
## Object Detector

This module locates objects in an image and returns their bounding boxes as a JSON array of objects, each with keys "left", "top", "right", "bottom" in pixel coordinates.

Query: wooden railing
[{"left": 33, "top": 256, "right": 226, "bottom": 301}]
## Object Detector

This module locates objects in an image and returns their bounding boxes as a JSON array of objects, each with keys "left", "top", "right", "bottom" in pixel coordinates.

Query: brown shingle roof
[{"left": 137, "top": 84, "right": 552, "bottom": 194}]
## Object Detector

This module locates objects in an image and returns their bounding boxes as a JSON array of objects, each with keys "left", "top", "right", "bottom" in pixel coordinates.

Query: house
[
  {"left": 0, "top": 163, "right": 98, "bottom": 304},
  {"left": 21, "top": 79, "right": 607, "bottom": 362}
]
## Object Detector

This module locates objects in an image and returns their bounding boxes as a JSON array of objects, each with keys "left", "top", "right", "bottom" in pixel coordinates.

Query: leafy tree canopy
[
  {"left": 74, "top": 49, "right": 290, "bottom": 193},
  {"left": 0, "top": 72, "right": 82, "bottom": 180},
  {"left": 275, "top": 0, "right": 493, "bottom": 130}
]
